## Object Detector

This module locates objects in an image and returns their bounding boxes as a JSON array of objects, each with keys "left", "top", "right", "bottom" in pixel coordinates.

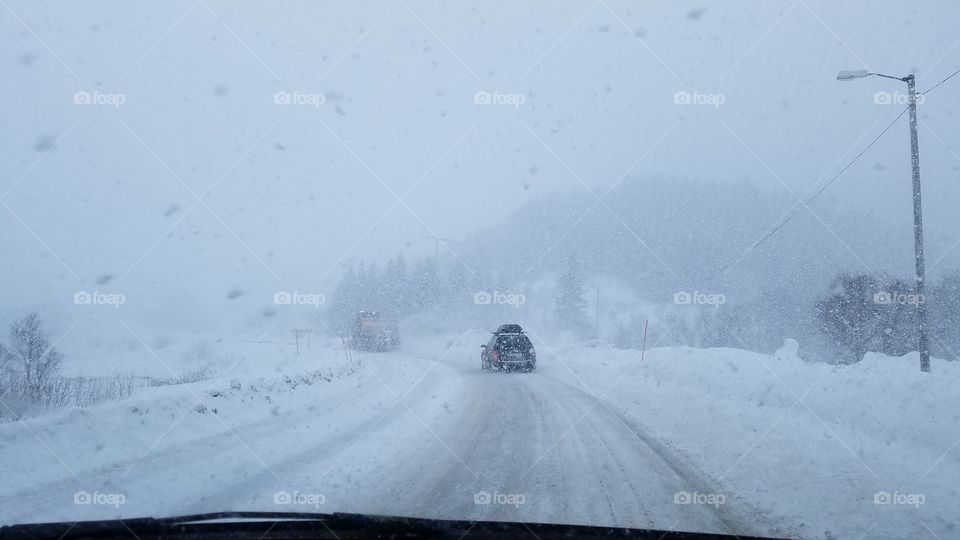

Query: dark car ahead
[{"left": 481, "top": 324, "right": 536, "bottom": 372}]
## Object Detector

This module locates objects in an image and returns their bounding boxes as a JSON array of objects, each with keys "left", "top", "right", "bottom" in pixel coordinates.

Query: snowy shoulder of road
[
  {"left": 1, "top": 336, "right": 957, "bottom": 540},
  {"left": 0, "top": 349, "right": 365, "bottom": 495},
  {"left": 543, "top": 338, "right": 959, "bottom": 539}
]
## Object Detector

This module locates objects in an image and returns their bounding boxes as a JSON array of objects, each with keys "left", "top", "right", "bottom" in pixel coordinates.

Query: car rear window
[{"left": 497, "top": 335, "right": 532, "bottom": 350}]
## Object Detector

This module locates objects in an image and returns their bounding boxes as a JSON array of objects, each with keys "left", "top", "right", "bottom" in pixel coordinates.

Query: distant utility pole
[
  {"left": 425, "top": 235, "right": 458, "bottom": 260},
  {"left": 837, "top": 70, "right": 930, "bottom": 372}
]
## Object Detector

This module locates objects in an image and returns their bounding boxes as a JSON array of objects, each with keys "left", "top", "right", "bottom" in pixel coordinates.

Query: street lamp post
[{"left": 837, "top": 70, "right": 930, "bottom": 372}]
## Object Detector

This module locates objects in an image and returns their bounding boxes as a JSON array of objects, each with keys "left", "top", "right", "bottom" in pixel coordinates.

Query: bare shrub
[
  {"left": 4, "top": 313, "right": 63, "bottom": 399},
  {"left": 176, "top": 364, "right": 212, "bottom": 384},
  {"left": 0, "top": 314, "right": 150, "bottom": 422}
]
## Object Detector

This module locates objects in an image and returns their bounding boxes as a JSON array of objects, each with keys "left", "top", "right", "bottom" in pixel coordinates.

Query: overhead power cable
[{"left": 718, "top": 106, "right": 909, "bottom": 275}]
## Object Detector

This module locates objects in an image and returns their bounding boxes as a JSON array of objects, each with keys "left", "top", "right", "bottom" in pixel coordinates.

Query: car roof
[
  {"left": 494, "top": 324, "right": 524, "bottom": 334},
  {"left": 496, "top": 333, "right": 531, "bottom": 345}
]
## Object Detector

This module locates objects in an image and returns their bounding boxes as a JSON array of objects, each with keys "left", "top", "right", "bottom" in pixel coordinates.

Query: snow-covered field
[{"left": 1, "top": 334, "right": 957, "bottom": 539}]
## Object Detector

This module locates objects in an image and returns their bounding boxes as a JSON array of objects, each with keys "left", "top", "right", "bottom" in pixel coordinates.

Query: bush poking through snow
[
  {"left": 150, "top": 364, "right": 213, "bottom": 386},
  {"left": 3, "top": 313, "right": 63, "bottom": 400},
  {"left": 176, "top": 364, "right": 212, "bottom": 384},
  {"left": 0, "top": 313, "right": 148, "bottom": 421},
  {"left": 0, "top": 313, "right": 66, "bottom": 419}
]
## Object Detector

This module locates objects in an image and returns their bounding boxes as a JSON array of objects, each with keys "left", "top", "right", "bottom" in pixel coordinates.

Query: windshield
[{"left": 2, "top": 2, "right": 958, "bottom": 539}]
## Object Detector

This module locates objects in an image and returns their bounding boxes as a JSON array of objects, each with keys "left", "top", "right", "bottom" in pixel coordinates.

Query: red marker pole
[{"left": 639, "top": 319, "right": 649, "bottom": 363}]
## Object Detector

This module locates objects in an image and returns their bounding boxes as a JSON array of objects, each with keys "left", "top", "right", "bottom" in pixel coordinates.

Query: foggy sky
[{"left": 2, "top": 0, "right": 960, "bottom": 333}]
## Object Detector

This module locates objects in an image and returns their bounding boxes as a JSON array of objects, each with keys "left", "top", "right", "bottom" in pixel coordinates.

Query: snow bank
[
  {"left": 547, "top": 340, "right": 960, "bottom": 539},
  {"left": 0, "top": 352, "right": 361, "bottom": 497}
]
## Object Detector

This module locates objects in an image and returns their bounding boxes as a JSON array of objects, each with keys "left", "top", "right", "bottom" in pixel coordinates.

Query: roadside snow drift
[{"left": 545, "top": 339, "right": 960, "bottom": 539}]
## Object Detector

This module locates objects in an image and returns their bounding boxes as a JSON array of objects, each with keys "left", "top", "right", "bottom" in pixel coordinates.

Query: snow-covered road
[{"left": 0, "top": 347, "right": 766, "bottom": 537}]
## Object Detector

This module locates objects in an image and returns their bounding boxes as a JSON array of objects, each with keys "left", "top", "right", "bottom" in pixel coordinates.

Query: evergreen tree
[
  {"left": 443, "top": 262, "right": 469, "bottom": 314},
  {"left": 411, "top": 258, "right": 440, "bottom": 312},
  {"left": 929, "top": 273, "right": 960, "bottom": 360},
  {"left": 383, "top": 254, "right": 410, "bottom": 316},
  {"left": 555, "top": 254, "right": 589, "bottom": 335},
  {"left": 362, "top": 261, "right": 382, "bottom": 309},
  {"left": 328, "top": 263, "right": 361, "bottom": 333},
  {"left": 814, "top": 273, "right": 917, "bottom": 363}
]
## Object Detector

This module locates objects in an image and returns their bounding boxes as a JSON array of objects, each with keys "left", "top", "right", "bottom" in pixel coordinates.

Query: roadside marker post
[{"left": 640, "top": 320, "right": 649, "bottom": 364}]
